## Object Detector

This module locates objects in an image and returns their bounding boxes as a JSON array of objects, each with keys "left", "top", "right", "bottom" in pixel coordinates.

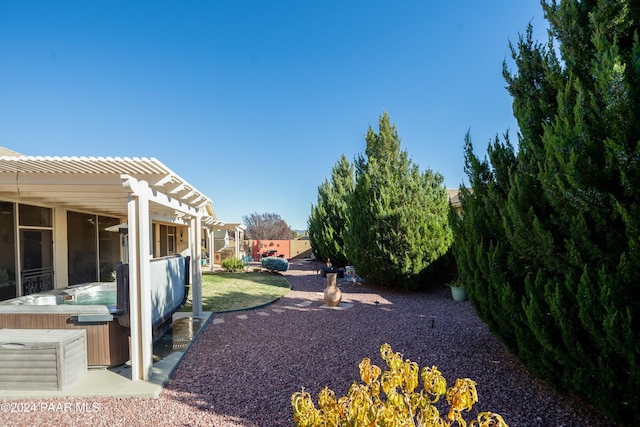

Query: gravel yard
[{"left": 0, "top": 259, "right": 616, "bottom": 426}]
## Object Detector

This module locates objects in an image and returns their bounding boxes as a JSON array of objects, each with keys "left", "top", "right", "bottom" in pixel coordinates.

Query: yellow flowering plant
[{"left": 292, "top": 343, "right": 508, "bottom": 427}]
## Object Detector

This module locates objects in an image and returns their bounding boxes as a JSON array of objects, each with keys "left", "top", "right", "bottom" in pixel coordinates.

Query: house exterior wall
[
  {"left": 0, "top": 197, "right": 204, "bottom": 298},
  {"left": 0, "top": 200, "right": 129, "bottom": 297},
  {"left": 177, "top": 225, "right": 189, "bottom": 255}
]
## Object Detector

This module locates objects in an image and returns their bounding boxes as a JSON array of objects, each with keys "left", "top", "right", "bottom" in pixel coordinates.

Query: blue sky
[{"left": 0, "top": 1, "right": 547, "bottom": 230}]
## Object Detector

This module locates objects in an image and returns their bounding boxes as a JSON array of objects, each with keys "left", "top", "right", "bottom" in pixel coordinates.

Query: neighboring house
[
  {"left": 213, "top": 229, "right": 230, "bottom": 251},
  {"left": 0, "top": 147, "right": 240, "bottom": 381},
  {"left": 208, "top": 224, "right": 246, "bottom": 265},
  {"left": 447, "top": 188, "right": 463, "bottom": 215}
]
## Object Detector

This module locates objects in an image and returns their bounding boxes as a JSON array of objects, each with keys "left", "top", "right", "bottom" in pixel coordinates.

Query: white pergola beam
[{"left": 151, "top": 173, "right": 175, "bottom": 187}]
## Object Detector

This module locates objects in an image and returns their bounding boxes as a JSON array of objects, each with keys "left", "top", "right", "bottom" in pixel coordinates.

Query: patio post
[
  {"left": 234, "top": 226, "right": 240, "bottom": 259},
  {"left": 191, "top": 215, "right": 202, "bottom": 317},
  {"left": 123, "top": 175, "right": 154, "bottom": 381}
]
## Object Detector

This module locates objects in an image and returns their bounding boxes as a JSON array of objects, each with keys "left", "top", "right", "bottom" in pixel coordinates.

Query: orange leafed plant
[{"left": 292, "top": 343, "right": 508, "bottom": 427}]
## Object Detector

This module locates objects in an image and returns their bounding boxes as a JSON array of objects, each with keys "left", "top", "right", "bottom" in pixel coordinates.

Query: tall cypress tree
[
  {"left": 308, "top": 155, "right": 354, "bottom": 268},
  {"left": 345, "top": 112, "right": 452, "bottom": 289},
  {"left": 453, "top": 1, "right": 640, "bottom": 423}
]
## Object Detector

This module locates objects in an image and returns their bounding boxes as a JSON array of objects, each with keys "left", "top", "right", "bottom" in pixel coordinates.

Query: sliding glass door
[
  {"left": 18, "top": 204, "right": 53, "bottom": 295},
  {"left": 20, "top": 229, "right": 54, "bottom": 294},
  {"left": 0, "top": 202, "right": 16, "bottom": 300}
]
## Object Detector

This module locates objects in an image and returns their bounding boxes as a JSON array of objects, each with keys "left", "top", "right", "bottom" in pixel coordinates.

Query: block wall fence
[{"left": 245, "top": 239, "right": 312, "bottom": 260}]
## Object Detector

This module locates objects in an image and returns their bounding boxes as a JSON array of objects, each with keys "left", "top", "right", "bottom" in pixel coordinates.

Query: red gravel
[{"left": 0, "top": 259, "right": 616, "bottom": 426}]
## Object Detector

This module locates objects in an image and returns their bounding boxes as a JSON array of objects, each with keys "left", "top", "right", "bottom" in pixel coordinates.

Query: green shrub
[
  {"left": 308, "top": 154, "right": 354, "bottom": 269},
  {"left": 292, "top": 343, "right": 508, "bottom": 426},
  {"left": 221, "top": 257, "right": 245, "bottom": 272},
  {"left": 452, "top": 2, "right": 640, "bottom": 423},
  {"left": 344, "top": 112, "right": 453, "bottom": 289},
  {"left": 261, "top": 256, "right": 288, "bottom": 272}
]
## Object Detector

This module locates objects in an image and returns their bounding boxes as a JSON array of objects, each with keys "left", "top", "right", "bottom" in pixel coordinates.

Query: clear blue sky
[{"left": 0, "top": 1, "right": 547, "bottom": 230}]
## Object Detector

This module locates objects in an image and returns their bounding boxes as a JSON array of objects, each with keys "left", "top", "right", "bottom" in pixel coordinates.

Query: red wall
[{"left": 252, "top": 240, "right": 290, "bottom": 259}]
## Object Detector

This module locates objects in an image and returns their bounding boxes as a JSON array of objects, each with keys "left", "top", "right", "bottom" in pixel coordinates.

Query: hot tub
[
  {"left": 0, "top": 255, "right": 190, "bottom": 368},
  {"left": 0, "top": 283, "right": 128, "bottom": 368}
]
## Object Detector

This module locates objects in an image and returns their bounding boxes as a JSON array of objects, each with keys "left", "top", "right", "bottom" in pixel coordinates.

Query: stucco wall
[
  {"left": 290, "top": 240, "right": 312, "bottom": 259},
  {"left": 245, "top": 239, "right": 312, "bottom": 260},
  {"left": 251, "top": 240, "right": 290, "bottom": 259}
]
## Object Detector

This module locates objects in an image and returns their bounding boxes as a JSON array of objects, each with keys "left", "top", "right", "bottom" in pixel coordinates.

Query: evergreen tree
[
  {"left": 345, "top": 112, "right": 452, "bottom": 289},
  {"left": 308, "top": 154, "right": 354, "bottom": 268},
  {"left": 453, "top": 1, "right": 640, "bottom": 423}
]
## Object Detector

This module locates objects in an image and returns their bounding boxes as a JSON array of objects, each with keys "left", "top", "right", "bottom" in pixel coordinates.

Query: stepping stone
[
  {"left": 272, "top": 309, "right": 285, "bottom": 313},
  {"left": 320, "top": 302, "right": 354, "bottom": 310},
  {"left": 257, "top": 312, "right": 270, "bottom": 316},
  {"left": 285, "top": 305, "right": 306, "bottom": 311},
  {"left": 213, "top": 318, "right": 225, "bottom": 325},
  {"left": 236, "top": 314, "right": 248, "bottom": 320},
  {"left": 295, "top": 301, "right": 313, "bottom": 307}
]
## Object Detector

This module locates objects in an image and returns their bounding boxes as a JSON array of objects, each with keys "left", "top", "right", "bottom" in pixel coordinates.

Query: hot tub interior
[{"left": 2, "top": 283, "right": 117, "bottom": 308}]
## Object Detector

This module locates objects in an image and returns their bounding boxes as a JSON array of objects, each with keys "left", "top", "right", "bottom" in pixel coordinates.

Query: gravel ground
[{"left": 0, "top": 259, "right": 617, "bottom": 426}]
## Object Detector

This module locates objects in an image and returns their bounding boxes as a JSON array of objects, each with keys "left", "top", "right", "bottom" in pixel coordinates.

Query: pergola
[{"left": 0, "top": 151, "right": 231, "bottom": 381}]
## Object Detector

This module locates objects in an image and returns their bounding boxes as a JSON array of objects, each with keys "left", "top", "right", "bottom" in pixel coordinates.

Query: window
[
  {"left": 155, "top": 224, "right": 177, "bottom": 257},
  {"left": 67, "top": 212, "right": 121, "bottom": 285},
  {"left": 98, "top": 216, "right": 121, "bottom": 281},
  {"left": 19, "top": 204, "right": 52, "bottom": 227}
]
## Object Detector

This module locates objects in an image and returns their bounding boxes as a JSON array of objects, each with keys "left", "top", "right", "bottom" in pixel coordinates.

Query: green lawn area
[{"left": 180, "top": 271, "right": 291, "bottom": 313}]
